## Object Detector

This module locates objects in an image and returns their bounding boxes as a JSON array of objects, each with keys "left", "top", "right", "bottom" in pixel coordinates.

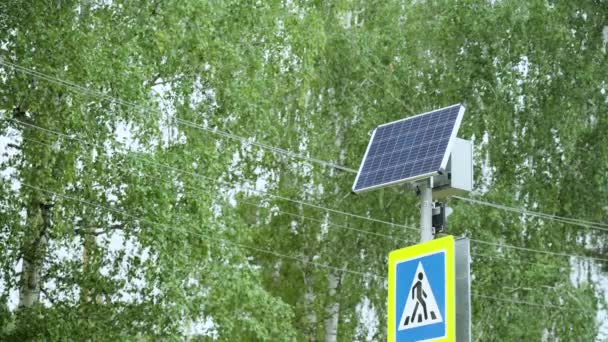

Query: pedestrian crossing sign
[{"left": 388, "top": 236, "right": 455, "bottom": 342}]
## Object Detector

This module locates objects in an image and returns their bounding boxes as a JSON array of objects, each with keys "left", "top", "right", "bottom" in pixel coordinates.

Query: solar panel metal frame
[{"left": 352, "top": 104, "right": 465, "bottom": 193}]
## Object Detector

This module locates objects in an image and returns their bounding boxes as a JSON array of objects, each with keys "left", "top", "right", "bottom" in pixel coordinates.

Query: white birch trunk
[
  {"left": 18, "top": 252, "right": 44, "bottom": 307},
  {"left": 323, "top": 271, "right": 341, "bottom": 342},
  {"left": 304, "top": 282, "right": 318, "bottom": 342},
  {"left": 18, "top": 203, "right": 51, "bottom": 308},
  {"left": 321, "top": 106, "right": 348, "bottom": 342}
]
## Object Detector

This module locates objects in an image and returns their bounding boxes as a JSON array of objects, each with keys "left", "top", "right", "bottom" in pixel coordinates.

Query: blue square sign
[{"left": 388, "top": 236, "right": 455, "bottom": 342}]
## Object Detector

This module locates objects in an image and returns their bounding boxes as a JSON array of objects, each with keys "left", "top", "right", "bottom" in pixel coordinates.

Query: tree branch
[
  {"left": 74, "top": 223, "right": 125, "bottom": 236},
  {"left": 39, "top": 286, "right": 56, "bottom": 305}
]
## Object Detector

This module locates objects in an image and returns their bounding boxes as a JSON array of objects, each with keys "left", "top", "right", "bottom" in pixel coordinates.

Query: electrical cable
[
  {"left": 453, "top": 196, "right": 608, "bottom": 231},
  {"left": 470, "top": 252, "right": 569, "bottom": 271},
  {"left": 3, "top": 61, "right": 607, "bottom": 265},
  {"left": 19, "top": 135, "right": 414, "bottom": 245},
  {"left": 9, "top": 121, "right": 607, "bottom": 263},
  {"left": 175, "top": 118, "right": 357, "bottom": 173},
  {"left": 18, "top": 132, "right": 594, "bottom": 272},
  {"left": 4, "top": 59, "right": 607, "bottom": 235},
  {"left": 8, "top": 118, "right": 417, "bottom": 232},
  {"left": 20, "top": 182, "right": 381, "bottom": 279},
  {"left": 0, "top": 59, "right": 357, "bottom": 173},
  {"left": 472, "top": 293, "right": 587, "bottom": 313},
  {"left": 19, "top": 136, "right": 599, "bottom": 271},
  {"left": 471, "top": 238, "right": 608, "bottom": 263},
  {"left": 20, "top": 182, "right": 591, "bottom": 314}
]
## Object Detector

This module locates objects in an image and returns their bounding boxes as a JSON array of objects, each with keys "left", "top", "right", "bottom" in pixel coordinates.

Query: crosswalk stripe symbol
[{"left": 398, "top": 262, "right": 443, "bottom": 330}]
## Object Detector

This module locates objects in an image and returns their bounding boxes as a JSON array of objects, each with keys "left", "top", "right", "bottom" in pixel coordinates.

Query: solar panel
[{"left": 352, "top": 104, "right": 465, "bottom": 193}]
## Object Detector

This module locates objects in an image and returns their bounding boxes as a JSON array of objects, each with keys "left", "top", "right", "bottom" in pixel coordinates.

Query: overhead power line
[
  {"left": 15, "top": 136, "right": 602, "bottom": 271},
  {"left": 9, "top": 123, "right": 606, "bottom": 265},
  {"left": 453, "top": 196, "right": 608, "bottom": 232},
  {"left": 3, "top": 59, "right": 607, "bottom": 235},
  {"left": 2, "top": 61, "right": 607, "bottom": 263},
  {"left": 21, "top": 182, "right": 379, "bottom": 279},
  {"left": 16, "top": 133, "right": 594, "bottom": 271},
  {"left": 10, "top": 118, "right": 415, "bottom": 232},
  {"left": 472, "top": 293, "right": 587, "bottom": 313},
  {"left": 470, "top": 252, "right": 569, "bottom": 271},
  {"left": 175, "top": 119, "right": 358, "bottom": 173},
  {"left": 20, "top": 135, "right": 415, "bottom": 246},
  {"left": 19, "top": 182, "right": 592, "bottom": 314},
  {"left": 0, "top": 59, "right": 357, "bottom": 173},
  {"left": 471, "top": 239, "right": 608, "bottom": 263}
]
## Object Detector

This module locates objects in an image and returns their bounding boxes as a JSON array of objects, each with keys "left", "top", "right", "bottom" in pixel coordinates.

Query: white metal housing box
[{"left": 431, "top": 138, "right": 473, "bottom": 199}]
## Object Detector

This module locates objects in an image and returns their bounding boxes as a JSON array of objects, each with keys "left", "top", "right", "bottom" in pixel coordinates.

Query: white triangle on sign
[{"left": 398, "top": 262, "right": 443, "bottom": 331}]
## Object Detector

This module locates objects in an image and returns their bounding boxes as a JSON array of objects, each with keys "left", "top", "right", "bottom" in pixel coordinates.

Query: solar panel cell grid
[{"left": 352, "top": 104, "right": 464, "bottom": 193}]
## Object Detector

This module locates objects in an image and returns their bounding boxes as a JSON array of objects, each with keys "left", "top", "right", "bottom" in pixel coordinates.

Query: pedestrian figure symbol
[{"left": 398, "top": 262, "right": 443, "bottom": 330}]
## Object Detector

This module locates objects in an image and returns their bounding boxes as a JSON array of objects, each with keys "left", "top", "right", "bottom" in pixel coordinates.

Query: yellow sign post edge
[{"left": 387, "top": 235, "right": 455, "bottom": 342}]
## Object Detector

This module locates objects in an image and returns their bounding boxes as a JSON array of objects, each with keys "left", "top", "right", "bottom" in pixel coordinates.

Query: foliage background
[{"left": 0, "top": 0, "right": 607, "bottom": 340}]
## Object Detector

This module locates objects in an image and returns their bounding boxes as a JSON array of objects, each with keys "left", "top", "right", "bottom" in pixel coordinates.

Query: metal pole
[
  {"left": 455, "top": 238, "right": 472, "bottom": 342},
  {"left": 419, "top": 180, "right": 433, "bottom": 242}
]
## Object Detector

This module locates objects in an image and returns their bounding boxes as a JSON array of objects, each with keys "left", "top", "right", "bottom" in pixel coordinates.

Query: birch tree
[
  {"left": 0, "top": 1, "right": 296, "bottom": 339},
  {"left": 1, "top": 0, "right": 607, "bottom": 341}
]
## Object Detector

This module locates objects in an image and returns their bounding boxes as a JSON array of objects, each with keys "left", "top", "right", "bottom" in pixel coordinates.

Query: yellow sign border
[{"left": 388, "top": 235, "right": 455, "bottom": 342}]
